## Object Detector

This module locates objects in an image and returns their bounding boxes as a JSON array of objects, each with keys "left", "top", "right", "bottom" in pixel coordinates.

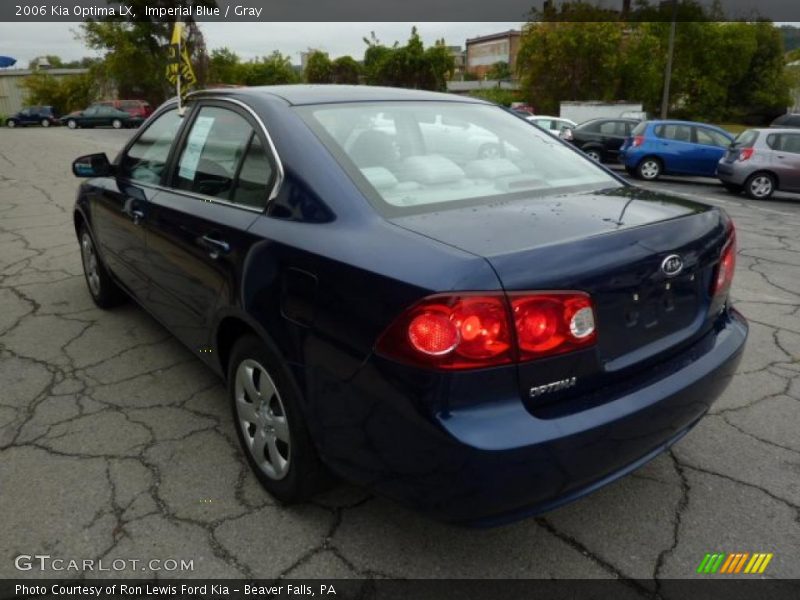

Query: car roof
[
  {"left": 191, "top": 84, "right": 489, "bottom": 106},
  {"left": 643, "top": 120, "right": 731, "bottom": 133},
  {"left": 753, "top": 127, "right": 800, "bottom": 134}
]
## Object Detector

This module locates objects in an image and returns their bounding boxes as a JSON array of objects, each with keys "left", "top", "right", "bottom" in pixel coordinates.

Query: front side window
[
  {"left": 599, "top": 121, "right": 624, "bottom": 135},
  {"left": 778, "top": 133, "right": 800, "bottom": 154},
  {"left": 119, "top": 108, "right": 181, "bottom": 184},
  {"left": 298, "top": 101, "right": 619, "bottom": 215},
  {"left": 174, "top": 105, "right": 273, "bottom": 207}
]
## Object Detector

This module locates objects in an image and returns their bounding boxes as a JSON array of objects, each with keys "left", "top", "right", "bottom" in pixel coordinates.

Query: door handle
[
  {"left": 200, "top": 235, "right": 230, "bottom": 259},
  {"left": 131, "top": 209, "right": 145, "bottom": 225}
]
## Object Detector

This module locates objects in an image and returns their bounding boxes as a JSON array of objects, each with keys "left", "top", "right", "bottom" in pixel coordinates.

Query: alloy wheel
[
  {"left": 585, "top": 149, "right": 602, "bottom": 162},
  {"left": 112, "top": 119, "right": 122, "bottom": 129},
  {"left": 7, "top": 120, "right": 15, "bottom": 128},
  {"left": 234, "top": 359, "right": 291, "bottom": 480},
  {"left": 639, "top": 159, "right": 661, "bottom": 180},
  {"left": 41, "top": 119, "right": 50, "bottom": 127},
  {"left": 749, "top": 175, "right": 773, "bottom": 198},
  {"left": 80, "top": 232, "right": 101, "bottom": 297},
  {"left": 67, "top": 120, "right": 77, "bottom": 129}
]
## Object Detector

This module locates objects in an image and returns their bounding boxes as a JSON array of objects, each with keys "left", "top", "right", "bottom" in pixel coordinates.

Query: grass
[{"left": 714, "top": 123, "right": 749, "bottom": 135}]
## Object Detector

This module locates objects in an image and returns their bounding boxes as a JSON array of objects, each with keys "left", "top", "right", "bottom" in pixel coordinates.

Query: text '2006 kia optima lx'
[{"left": 71, "top": 85, "right": 747, "bottom": 524}]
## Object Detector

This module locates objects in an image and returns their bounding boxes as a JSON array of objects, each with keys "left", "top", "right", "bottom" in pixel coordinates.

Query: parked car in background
[
  {"left": 5, "top": 106, "right": 60, "bottom": 128},
  {"left": 93, "top": 99, "right": 153, "bottom": 119},
  {"left": 567, "top": 117, "right": 641, "bottom": 162},
  {"left": 527, "top": 115, "right": 576, "bottom": 137},
  {"left": 512, "top": 108, "right": 535, "bottom": 118},
  {"left": 717, "top": 128, "right": 800, "bottom": 199},
  {"left": 619, "top": 120, "right": 734, "bottom": 181},
  {"left": 69, "top": 85, "right": 746, "bottom": 524},
  {"left": 769, "top": 113, "right": 800, "bottom": 129},
  {"left": 61, "top": 105, "right": 144, "bottom": 129}
]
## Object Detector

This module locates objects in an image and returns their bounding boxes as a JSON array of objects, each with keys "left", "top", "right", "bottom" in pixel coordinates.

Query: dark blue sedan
[
  {"left": 620, "top": 120, "right": 734, "bottom": 181},
  {"left": 71, "top": 86, "right": 747, "bottom": 524}
]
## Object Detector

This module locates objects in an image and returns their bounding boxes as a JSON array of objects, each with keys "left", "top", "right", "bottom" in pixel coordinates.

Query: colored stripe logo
[{"left": 697, "top": 552, "right": 773, "bottom": 574}]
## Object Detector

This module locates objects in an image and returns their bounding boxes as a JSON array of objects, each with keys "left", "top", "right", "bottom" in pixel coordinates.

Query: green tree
[
  {"left": 28, "top": 55, "right": 65, "bottom": 69},
  {"left": 21, "top": 72, "right": 96, "bottom": 113},
  {"left": 80, "top": 0, "right": 214, "bottom": 105},
  {"left": 516, "top": 1, "right": 791, "bottom": 122},
  {"left": 331, "top": 56, "right": 362, "bottom": 84},
  {"left": 208, "top": 47, "right": 240, "bottom": 84},
  {"left": 304, "top": 50, "right": 333, "bottom": 83},
  {"left": 486, "top": 61, "right": 512, "bottom": 80},
  {"left": 362, "top": 28, "right": 453, "bottom": 91},
  {"left": 517, "top": 19, "right": 624, "bottom": 114},
  {"left": 240, "top": 52, "right": 298, "bottom": 86}
]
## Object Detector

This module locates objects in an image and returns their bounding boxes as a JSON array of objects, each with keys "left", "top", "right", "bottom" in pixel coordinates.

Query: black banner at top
[{"left": 2, "top": 0, "right": 800, "bottom": 22}]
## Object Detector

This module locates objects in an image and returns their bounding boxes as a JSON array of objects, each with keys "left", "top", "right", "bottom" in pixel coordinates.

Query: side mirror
[{"left": 72, "top": 153, "right": 113, "bottom": 178}]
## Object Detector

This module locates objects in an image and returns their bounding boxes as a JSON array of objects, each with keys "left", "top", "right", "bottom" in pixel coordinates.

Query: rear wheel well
[
  {"left": 216, "top": 317, "right": 258, "bottom": 380},
  {"left": 73, "top": 211, "right": 85, "bottom": 237},
  {"left": 748, "top": 170, "right": 779, "bottom": 188}
]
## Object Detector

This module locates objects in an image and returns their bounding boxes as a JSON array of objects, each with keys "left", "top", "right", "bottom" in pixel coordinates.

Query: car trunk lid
[{"left": 390, "top": 187, "right": 730, "bottom": 412}]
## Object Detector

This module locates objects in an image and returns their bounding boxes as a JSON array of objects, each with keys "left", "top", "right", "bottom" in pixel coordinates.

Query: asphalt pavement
[{"left": 0, "top": 127, "right": 798, "bottom": 583}]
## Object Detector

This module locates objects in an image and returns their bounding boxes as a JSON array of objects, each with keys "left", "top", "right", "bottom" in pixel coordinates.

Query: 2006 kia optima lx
[{"left": 71, "top": 86, "right": 747, "bottom": 524}]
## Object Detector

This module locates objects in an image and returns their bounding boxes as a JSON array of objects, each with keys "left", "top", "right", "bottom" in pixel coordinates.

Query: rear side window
[
  {"left": 655, "top": 124, "right": 692, "bottom": 142},
  {"left": 733, "top": 130, "right": 759, "bottom": 147},
  {"left": 695, "top": 127, "right": 730, "bottom": 148},
  {"left": 120, "top": 108, "right": 181, "bottom": 184},
  {"left": 174, "top": 105, "right": 273, "bottom": 208}
]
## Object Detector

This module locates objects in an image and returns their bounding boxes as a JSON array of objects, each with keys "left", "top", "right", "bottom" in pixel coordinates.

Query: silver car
[{"left": 717, "top": 128, "right": 800, "bottom": 199}]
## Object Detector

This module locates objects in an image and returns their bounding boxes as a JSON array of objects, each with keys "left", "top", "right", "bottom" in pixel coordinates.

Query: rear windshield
[
  {"left": 121, "top": 100, "right": 141, "bottom": 108},
  {"left": 297, "top": 102, "right": 620, "bottom": 215},
  {"left": 733, "top": 130, "right": 759, "bottom": 147},
  {"left": 632, "top": 121, "right": 647, "bottom": 135}
]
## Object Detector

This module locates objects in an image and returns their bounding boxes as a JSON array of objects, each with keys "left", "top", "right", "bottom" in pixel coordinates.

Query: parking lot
[{"left": 0, "top": 126, "right": 798, "bottom": 582}]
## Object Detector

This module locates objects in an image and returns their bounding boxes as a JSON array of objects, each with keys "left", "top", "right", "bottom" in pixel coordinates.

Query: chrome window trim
[
  {"left": 185, "top": 93, "right": 285, "bottom": 207},
  {"left": 119, "top": 95, "right": 285, "bottom": 215}
]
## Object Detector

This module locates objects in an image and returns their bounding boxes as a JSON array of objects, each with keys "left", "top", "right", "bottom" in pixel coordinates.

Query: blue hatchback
[{"left": 620, "top": 120, "right": 734, "bottom": 181}]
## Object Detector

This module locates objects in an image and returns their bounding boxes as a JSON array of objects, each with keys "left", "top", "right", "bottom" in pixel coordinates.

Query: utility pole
[{"left": 660, "top": 0, "right": 678, "bottom": 119}]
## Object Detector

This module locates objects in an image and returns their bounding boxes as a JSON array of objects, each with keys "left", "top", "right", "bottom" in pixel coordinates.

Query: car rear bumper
[
  {"left": 311, "top": 308, "right": 747, "bottom": 524},
  {"left": 716, "top": 162, "right": 748, "bottom": 185}
]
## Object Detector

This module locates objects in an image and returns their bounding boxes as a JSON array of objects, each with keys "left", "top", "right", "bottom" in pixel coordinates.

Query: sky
[{"left": 0, "top": 22, "right": 522, "bottom": 68}]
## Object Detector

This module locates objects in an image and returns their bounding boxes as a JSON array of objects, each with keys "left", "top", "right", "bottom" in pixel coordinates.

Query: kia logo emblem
[{"left": 661, "top": 254, "right": 683, "bottom": 277}]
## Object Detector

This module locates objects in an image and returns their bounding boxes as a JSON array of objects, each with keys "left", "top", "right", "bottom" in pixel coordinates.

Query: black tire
[
  {"left": 67, "top": 119, "right": 77, "bottom": 129},
  {"left": 6, "top": 119, "right": 16, "bottom": 128},
  {"left": 228, "top": 334, "right": 332, "bottom": 503},
  {"left": 583, "top": 147, "right": 603, "bottom": 162},
  {"left": 78, "top": 224, "right": 126, "bottom": 308},
  {"left": 636, "top": 156, "right": 662, "bottom": 181},
  {"left": 721, "top": 182, "right": 742, "bottom": 194},
  {"left": 744, "top": 172, "right": 776, "bottom": 200}
]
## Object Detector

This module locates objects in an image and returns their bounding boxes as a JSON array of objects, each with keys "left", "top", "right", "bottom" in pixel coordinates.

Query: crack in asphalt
[{"left": 1, "top": 130, "right": 799, "bottom": 580}]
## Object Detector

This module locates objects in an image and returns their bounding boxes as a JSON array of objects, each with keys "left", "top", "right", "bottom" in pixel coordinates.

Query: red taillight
[
  {"left": 738, "top": 148, "right": 755, "bottom": 161},
  {"left": 632, "top": 135, "right": 645, "bottom": 148},
  {"left": 512, "top": 293, "right": 596, "bottom": 360},
  {"left": 376, "top": 292, "right": 596, "bottom": 370},
  {"left": 712, "top": 227, "right": 736, "bottom": 299}
]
